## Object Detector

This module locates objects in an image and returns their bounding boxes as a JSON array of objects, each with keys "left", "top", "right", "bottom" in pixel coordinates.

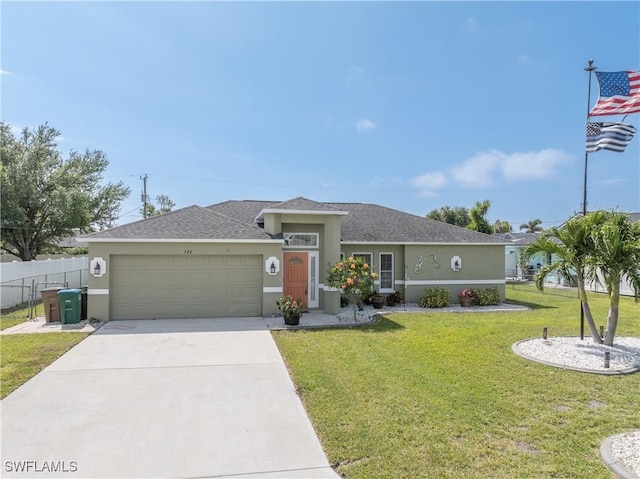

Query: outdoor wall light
[
  {"left": 451, "top": 256, "right": 462, "bottom": 271},
  {"left": 90, "top": 257, "right": 107, "bottom": 277},
  {"left": 266, "top": 256, "right": 280, "bottom": 276}
]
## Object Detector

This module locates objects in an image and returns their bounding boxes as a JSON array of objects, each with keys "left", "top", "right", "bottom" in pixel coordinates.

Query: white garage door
[{"left": 110, "top": 255, "right": 262, "bottom": 320}]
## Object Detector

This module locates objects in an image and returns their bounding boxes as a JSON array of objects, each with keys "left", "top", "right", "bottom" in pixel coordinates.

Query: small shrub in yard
[
  {"left": 386, "top": 290, "right": 403, "bottom": 307},
  {"left": 340, "top": 294, "right": 350, "bottom": 307},
  {"left": 472, "top": 287, "right": 501, "bottom": 306},
  {"left": 419, "top": 287, "right": 451, "bottom": 308}
]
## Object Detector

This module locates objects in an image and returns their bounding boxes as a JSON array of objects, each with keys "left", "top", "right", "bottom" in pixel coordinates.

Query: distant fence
[{"left": 0, "top": 257, "right": 89, "bottom": 309}]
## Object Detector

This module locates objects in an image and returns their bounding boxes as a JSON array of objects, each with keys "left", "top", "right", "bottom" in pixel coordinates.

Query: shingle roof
[
  {"left": 328, "top": 202, "right": 504, "bottom": 243},
  {"left": 84, "top": 198, "right": 505, "bottom": 244},
  {"left": 83, "top": 206, "right": 273, "bottom": 241},
  {"left": 493, "top": 232, "right": 542, "bottom": 245}
]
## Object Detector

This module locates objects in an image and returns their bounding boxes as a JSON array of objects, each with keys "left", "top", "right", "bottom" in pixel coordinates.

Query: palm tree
[
  {"left": 493, "top": 219, "right": 513, "bottom": 233},
  {"left": 520, "top": 219, "right": 543, "bottom": 233},
  {"left": 587, "top": 212, "right": 640, "bottom": 345},
  {"left": 467, "top": 200, "right": 494, "bottom": 234},
  {"left": 523, "top": 214, "right": 604, "bottom": 344}
]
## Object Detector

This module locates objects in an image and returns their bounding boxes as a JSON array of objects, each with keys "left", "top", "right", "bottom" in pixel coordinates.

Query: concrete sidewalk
[{"left": 1, "top": 317, "right": 340, "bottom": 478}]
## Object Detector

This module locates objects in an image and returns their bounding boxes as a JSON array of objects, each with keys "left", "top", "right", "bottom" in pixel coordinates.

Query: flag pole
[{"left": 581, "top": 58, "right": 597, "bottom": 341}]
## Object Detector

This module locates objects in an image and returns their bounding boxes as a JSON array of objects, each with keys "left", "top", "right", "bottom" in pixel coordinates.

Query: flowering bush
[
  {"left": 460, "top": 289, "right": 475, "bottom": 298},
  {"left": 326, "top": 256, "right": 377, "bottom": 301},
  {"left": 277, "top": 295, "right": 303, "bottom": 317}
]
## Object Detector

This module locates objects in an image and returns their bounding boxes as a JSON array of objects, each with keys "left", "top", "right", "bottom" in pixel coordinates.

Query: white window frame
[
  {"left": 379, "top": 252, "right": 394, "bottom": 293},
  {"left": 352, "top": 252, "right": 373, "bottom": 267},
  {"left": 308, "top": 251, "right": 319, "bottom": 308},
  {"left": 283, "top": 233, "right": 319, "bottom": 249}
]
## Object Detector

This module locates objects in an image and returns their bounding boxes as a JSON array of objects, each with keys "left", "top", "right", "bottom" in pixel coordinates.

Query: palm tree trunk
[
  {"left": 578, "top": 279, "right": 603, "bottom": 344},
  {"left": 604, "top": 280, "right": 620, "bottom": 346}
]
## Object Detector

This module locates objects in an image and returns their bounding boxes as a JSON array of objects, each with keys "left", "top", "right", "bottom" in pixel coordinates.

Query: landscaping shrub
[
  {"left": 419, "top": 287, "right": 450, "bottom": 308},
  {"left": 386, "top": 290, "right": 403, "bottom": 307},
  {"left": 471, "top": 287, "right": 501, "bottom": 306}
]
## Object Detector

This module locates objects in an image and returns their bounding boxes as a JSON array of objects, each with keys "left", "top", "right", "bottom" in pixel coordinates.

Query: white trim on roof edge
[
  {"left": 340, "top": 241, "right": 509, "bottom": 246},
  {"left": 257, "top": 209, "right": 349, "bottom": 220},
  {"left": 83, "top": 238, "right": 284, "bottom": 244}
]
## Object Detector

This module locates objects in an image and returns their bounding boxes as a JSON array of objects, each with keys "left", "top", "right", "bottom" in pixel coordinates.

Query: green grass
[
  {"left": 1, "top": 332, "right": 89, "bottom": 399},
  {"left": 1, "top": 302, "right": 44, "bottom": 330},
  {"left": 273, "top": 285, "right": 640, "bottom": 479}
]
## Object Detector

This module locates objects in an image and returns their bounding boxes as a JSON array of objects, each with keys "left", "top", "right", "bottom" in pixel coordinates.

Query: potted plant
[
  {"left": 459, "top": 289, "right": 474, "bottom": 307},
  {"left": 369, "top": 292, "right": 386, "bottom": 309},
  {"left": 277, "top": 295, "right": 304, "bottom": 325}
]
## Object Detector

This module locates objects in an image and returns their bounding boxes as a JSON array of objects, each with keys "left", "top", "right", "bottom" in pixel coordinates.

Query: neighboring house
[
  {"left": 83, "top": 197, "right": 507, "bottom": 321},
  {"left": 494, "top": 232, "right": 553, "bottom": 280}
]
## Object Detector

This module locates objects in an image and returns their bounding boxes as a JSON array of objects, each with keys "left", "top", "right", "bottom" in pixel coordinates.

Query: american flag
[
  {"left": 589, "top": 71, "right": 640, "bottom": 116},
  {"left": 586, "top": 122, "right": 637, "bottom": 153}
]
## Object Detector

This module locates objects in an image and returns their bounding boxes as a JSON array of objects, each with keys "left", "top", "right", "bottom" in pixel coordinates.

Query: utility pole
[{"left": 140, "top": 174, "right": 149, "bottom": 219}]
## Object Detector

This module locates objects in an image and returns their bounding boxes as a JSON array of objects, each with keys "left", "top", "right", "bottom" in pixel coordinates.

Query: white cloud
[
  {"left": 499, "top": 149, "right": 571, "bottom": 181},
  {"left": 450, "top": 152, "right": 500, "bottom": 187},
  {"left": 411, "top": 148, "right": 571, "bottom": 194},
  {"left": 356, "top": 118, "right": 377, "bottom": 133},
  {"left": 0, "top": 69, "right": 11, "bottom": 75},
  {"left": 411, "top": 171, "right": 448, "bottom": 196}
]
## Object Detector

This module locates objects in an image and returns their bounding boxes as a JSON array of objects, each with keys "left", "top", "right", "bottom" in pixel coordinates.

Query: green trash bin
[{"left": 58, "top": 289, "right": 82, "bottom": 324}]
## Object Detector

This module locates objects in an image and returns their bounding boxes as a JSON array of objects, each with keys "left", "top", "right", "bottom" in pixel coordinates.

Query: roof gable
[{"left": 255, "top": 197, "right": 347, "bottom": 221}]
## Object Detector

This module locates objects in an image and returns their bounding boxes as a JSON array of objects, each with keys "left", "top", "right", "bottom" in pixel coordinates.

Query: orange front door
[{"left": 283, "top": 252, "right": 308, "bottom": 307}]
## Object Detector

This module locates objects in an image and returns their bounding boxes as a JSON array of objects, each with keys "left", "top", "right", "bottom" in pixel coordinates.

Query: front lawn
[
  {"left": 273, "top": 285, "right": 640, "bottom": 478},
  {"left": 1, "top": 332, "right": 89, "bottom": 399},
  {"left": 1, "top": 303, "right": 44, "bottom": 330}
]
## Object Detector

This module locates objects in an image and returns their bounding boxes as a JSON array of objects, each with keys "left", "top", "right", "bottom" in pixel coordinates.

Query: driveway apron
[{"left": 1, "top": 318, "right": 340, "bottom": 478}]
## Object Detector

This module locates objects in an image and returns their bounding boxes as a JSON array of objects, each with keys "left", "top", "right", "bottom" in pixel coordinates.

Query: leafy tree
[
  {"left": 425, "top": 206, "right": 471, "bottom": 227},
  {"left": 467, "top": 200, "right": 494, "bottom": 234},
  {"left": 493, "top": 220, "right": 513, "bottom": 233},
  {"left": 524, "top": 211, "right": 640, "bottom": 345},
  {"left": 520, "top": 218, "right": 544, "bottom": 233},
  {"left": 141, "top": 194, "right": 175, "bottom": 218},
  {"left": 326, "top": 256, "right": 377, "bottom": 321},
  {"left": 1, "top": 122, "right": 130, "bottom": 260}
]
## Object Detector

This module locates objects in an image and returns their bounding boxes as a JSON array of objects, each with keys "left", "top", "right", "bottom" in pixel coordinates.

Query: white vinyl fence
[{"left": 0, "top": 257, "right": 89, "bottom": 309}]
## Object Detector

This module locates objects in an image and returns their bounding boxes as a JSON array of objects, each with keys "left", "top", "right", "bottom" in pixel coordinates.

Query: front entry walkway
[{"left": 1, "top": 318, "right": 340, "bottom": 478}]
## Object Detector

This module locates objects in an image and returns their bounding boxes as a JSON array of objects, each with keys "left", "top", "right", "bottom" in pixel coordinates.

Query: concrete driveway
[{"left": 1, "top": 318, "right": 340, "bottom": 478}]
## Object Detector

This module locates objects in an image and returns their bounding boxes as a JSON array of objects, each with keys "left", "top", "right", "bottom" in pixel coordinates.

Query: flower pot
[
  {"left": 458, "top": 295, "right": 472, "bottom": 307},
  {"left": 371, "top": 295, "right": 386, "bottom": 309},
  {"left": 283, "top": 313, "right": 300, "bottom": 326}
]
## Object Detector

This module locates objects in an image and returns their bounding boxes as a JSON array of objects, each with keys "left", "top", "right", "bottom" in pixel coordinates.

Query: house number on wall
[{"left": 184, "top": 250, "right": 193, "bottom": 255}]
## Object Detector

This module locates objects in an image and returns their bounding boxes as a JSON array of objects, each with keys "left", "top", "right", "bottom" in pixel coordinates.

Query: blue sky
[{"left": 2, "top": 1, "right": 639, "bottom": 229}]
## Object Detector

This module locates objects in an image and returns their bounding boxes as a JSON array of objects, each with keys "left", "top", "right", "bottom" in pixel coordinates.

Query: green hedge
[
  {"left": 419, "top": 287, "right": 451, "bottom": 308},
  {"left": 471, "top": 287, "right": 501, "bottom": 306}
]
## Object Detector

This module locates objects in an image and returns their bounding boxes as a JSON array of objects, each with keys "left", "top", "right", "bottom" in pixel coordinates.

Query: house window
[
  {"left": 379, "top": 253, "right": 394, "bottom": 291},
  {"left": 283, "top": 233, "right": 318, "bottom": 248},
  {"left": 352, "top": 252, "right": 373, "bottom": 266}
]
